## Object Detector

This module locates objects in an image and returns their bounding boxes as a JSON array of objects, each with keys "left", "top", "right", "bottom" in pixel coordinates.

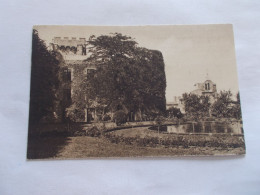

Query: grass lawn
[
  {"left": 27, "top": 126, "right": 245, "bottom": 159},
  {"left": 54, "top": 136, "right": 244, "bottom": 159}
]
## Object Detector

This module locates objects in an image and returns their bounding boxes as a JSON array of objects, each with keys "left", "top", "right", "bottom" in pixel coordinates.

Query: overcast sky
[{"left": 35, "top": 24, "right": 240, "bottom": 102}]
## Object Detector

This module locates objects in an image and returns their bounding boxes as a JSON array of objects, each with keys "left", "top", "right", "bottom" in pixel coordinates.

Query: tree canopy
[
  {"left": 182, "top": 91, "right": 242, "bottom": 120},
  {"left": 29, "top": 29, "right": 61, "bottom": 123},
  {"left": 211, "top": 91, "right": 241, "bottom": 119},
  {"left": 69, "top": 33, "right": 167, "bottom": 121},
  {"left": 167, "top": 107, "right": 183, "bottom": 119},
  {"left": 182, "top": 93, "right": 211, "bottom": 120}
]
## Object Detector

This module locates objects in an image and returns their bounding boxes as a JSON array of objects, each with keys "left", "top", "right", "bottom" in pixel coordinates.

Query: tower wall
[{"left": 51, "top": 37, "right": 86, "bottom": 56}]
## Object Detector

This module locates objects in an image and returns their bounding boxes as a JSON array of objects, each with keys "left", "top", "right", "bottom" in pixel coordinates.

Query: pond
[{"left": 166, "top": 121, "right": 243, "bottom": 134}]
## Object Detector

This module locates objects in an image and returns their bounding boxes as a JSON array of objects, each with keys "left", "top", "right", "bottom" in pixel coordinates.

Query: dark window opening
[
  {"left": 205, "top": 83, "right": 210, "bottom": 90},
  {"left": 63, "top": 89, "right": 71, "bottom": 101},
  {"left": 63, "top": 69, "right": 71, "bottom": 82},
  {"left": 87, "top": 69, "right": 96, "bottom": 78}
]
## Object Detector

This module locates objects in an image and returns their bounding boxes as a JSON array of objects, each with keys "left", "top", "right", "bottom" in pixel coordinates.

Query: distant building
[
  {"left": 191, "top": 79, "right": 217, "bottom": 104},
  {"left": 166, "top": 96, "right": 185, "bottom": 113},
  {"left": 167, "top": 79, "right": 218, "bottom": 114},
  {"left": 191, "top": 80, "right": 217, "bottom": 98}
]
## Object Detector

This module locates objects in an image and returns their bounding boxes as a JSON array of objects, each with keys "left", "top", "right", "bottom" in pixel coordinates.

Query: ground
[{"left": 27, "top": 126, "right": 245, "bottom": 159}]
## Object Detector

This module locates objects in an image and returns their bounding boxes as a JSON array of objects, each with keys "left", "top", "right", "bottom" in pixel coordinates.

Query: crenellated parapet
[
  {"left": 49, "top": 37, "right": 87, "bottom": 55},
  {"left": 53, "top": 37, "right": 86, "bottom": 47}
]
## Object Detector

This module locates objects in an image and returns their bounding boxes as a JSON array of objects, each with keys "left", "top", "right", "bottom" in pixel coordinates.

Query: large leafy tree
[
  {"left": 211, "top": 90, "right": 233, "bottom": 118},
  {"left": 182, "top": 91, "right": 242, "bottom": 120},
  {"left": 182, "top": 93, "right": 211, "bottom": 120},
  {"left": 29, "top": 29, "right": 61, "bottom": 124},
  {"left": 212, "top": 90, "right": 241, "bottom": 119},
  {"left": 70, "top": 33, "right": 166, "bottom": 121}
]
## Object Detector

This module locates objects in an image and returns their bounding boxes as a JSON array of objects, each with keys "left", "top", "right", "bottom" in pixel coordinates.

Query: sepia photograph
[{"left": 27, "top": 24, "right": 245, "bottom": 159}]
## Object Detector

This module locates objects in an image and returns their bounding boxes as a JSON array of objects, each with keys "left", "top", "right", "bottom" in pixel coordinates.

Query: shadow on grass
[
  {"left": 27, "top": 134, "right": 71, "bottom": 159},
  {"left": 148, "top": 125, "right": 167, "bottom": 132}
]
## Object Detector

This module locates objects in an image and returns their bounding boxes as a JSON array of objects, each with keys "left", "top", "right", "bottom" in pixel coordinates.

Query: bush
[
  {"left": 85, "top": 126, "right": 101, "bottom": 137},
  {"left": 113, "top": 110, "right": 127, "bottom": 126},
  {"left": 104, "top": 132, "right": 245, "bottom": 149},
  {"left": 102, "top": 114, "right": 111, "bottom": 121},
  {"left": 155, "top": 116, "right": 165, "bottom": 125},
  {"left": 167, "top": 107, "right": 183, "bottom": 119}
]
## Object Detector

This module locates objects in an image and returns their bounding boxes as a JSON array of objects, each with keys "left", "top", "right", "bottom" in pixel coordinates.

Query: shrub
[
  {"left": 103, "top": 131, "right": 244, "bottom": 149},
  {"left": 167, "top": 107, "right": 183, "bottom": 119},
  {"left": 85, "top": 126, "right": 101, "bottom": 137},
  {"left": 102, "top": 114, "right": 111, "bottom": 121},
  {"left": 113, "top": 110, "right": 127, "bottom": 126}
]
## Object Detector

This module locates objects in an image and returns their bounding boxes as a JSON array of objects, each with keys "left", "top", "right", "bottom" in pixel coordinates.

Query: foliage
[
  {"left": 113, "top": 110, "right": 127, "bottom": 126},
  {"left": 104, "top": 133, "right": 245, "bottom": 149},
  {"left": 65, "top": 65, "right": 90, "bottom": 122},
  {"left": 85, "top": 126, "right": 102, "bottom": 137},
  {"left": 212, "top": 91, "right": 242, "bottom": 119},
  {"left": 211, "top": 91, "right": 233, "bottom": 118},
  {"left": 182, "top": 91, "right": 242, "bottom": 120},
  {"left": 79, "top": 33, "right": 166, "bottom": 120},
  {"left": 66, "top": 104, "right": 85, "bottom": 122},
  {"left": 232, "top": 92, "right": 242, "bottom": 119},
  {"left": 167, "top": 107, "right": 183, "bottom": 119},
  {"left": 155, "top": 116, "right": 165, "bottom": 125},
  {"left": 102, "top": 114, "right": 111, "bottom": 121},
  {"left": 182, "top": 93, "right": 211, "bottom": 120},
  {"left": 29, "top": 29, "right": 62, "bottom": 124},
  {"left": 155, "top": 115, "right": 165, "bottom": 132}
]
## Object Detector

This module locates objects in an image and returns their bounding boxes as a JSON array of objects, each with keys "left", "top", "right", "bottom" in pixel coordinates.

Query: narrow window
[
  {"left": 63, "top": 69, "right": 71, "bottom": 82},
  {"left": 63, "top": 89, "right": 71, "bottom": 101},
  {"left": 87, "top": 69, "right": 96, "bottom": 78}
]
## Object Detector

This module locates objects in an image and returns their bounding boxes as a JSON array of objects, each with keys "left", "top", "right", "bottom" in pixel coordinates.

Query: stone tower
[{"left": 49, "top": 37, "right": 86, "bottom": 56}]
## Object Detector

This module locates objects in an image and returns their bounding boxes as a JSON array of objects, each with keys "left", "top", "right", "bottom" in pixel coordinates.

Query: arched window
[{"left": 205, "top": 82, "right": 210, "bottom": 90}]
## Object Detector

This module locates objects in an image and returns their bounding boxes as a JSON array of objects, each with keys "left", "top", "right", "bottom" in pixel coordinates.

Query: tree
[
  {"left": 211, "top": 90, "right": 233, "bottom": 118},
  {"left": 182, "top": 93, "right": 211, "bottom": 120},
  {"left": 231, "top": 92, "right": 242, "bottom": 119},
  {"left": 29, "top": 29, "right": 61, "bottom": 124},
  {"left": 212, "top": 91, "right": 242, "bottom": 119},
  {"left": 167, "top": 107, "right": 183, "bottom": 119},
  {"left": 68, "top": 33, "right": 166, "bottom": 121},
  {"left": 113, "top": 110, "right": 127, "bottom": 126},
  {"left": 155, "top": 116, "right": 165, "bottom": 134}
]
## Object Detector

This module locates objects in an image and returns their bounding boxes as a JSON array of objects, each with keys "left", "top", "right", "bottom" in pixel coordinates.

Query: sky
[{"left": 34, "top": 25, "right": 240, "bottom": 102}]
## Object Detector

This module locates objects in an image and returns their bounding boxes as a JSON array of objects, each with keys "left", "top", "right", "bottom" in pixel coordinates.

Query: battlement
[
  {"left": 52, "top": 37, "right": 86, "bottom": 47},
  {"left": 50, "top": 37, "right": 87, "bottom": 55}
]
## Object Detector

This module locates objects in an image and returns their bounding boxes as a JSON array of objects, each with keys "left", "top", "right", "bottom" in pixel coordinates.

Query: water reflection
[{"left": 167, "top": 121, "right": 243, "bottom": 134}]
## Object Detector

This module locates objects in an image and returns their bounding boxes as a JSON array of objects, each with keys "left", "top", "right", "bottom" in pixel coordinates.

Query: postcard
[{"left": 27, "top": 25, "right": 245, "bottom": 159}]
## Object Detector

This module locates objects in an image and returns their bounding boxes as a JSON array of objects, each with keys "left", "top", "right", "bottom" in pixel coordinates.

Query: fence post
[{"left": 202, "top": 121, "right": 205, "bottom": 133}]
